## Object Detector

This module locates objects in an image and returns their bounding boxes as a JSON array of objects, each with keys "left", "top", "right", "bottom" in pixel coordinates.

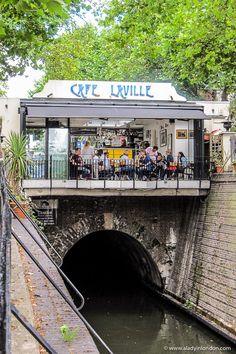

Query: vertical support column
[
  {"left": 194, "top": 119, "right": 204, "bottom": 179},
  {"left": 45, "top": 119, "right": 49, "bottom": 179},
  {"left": 19, "top": 106, "right": 27, "bottom": 135},
  {"left": 67, "top": 118, "right": 70, "bottom": 180}
]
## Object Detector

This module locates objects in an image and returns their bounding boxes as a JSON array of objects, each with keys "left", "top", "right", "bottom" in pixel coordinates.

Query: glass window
[
  {"left": 48, "top": 128, "right": 69, "bottom": 179},
  {"left": 26, "top": 128, "right": 46, "bottom": 160},
  {"left": 26, "top": 128, "right": 46, "bottom": 179}
]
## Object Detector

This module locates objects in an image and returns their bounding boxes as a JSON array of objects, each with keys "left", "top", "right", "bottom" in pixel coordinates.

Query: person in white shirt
[
  {"left": 81, "top": 141, "right": 94, "bottom": 160},
  {"left": 81, "top": 141, "right": 94, "bottom": 178},
  {"left": 146, "top": 145, "right": 158, "bottom": 161}
]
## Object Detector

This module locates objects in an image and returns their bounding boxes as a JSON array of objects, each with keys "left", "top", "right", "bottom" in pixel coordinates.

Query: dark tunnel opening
[
  {"left": 60, "top": 231, "right": 232, "bottom": 354},
  {"left": 61, "top": 230, "right": 163, "bottom": 297},
  {"left": 61, "top": 230, "right": 165, "bottom": 353}
]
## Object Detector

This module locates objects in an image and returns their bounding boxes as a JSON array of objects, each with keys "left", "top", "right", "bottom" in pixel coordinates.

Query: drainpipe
[
  {"left": 19, "top": 106, "right": 27, "bottom": 135},
  {"left": 194, "top": 119, "right": 204, "bottom": 179}
]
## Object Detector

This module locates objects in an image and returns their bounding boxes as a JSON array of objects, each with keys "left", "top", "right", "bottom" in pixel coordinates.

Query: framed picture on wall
[
  {"left": 167, "top": 133, "right": 172, "bottom": 151},
  {"left": 176, "top": 129, "right": 187, "bottom": 139},
  {"left": 160, "top": 129, "right": 167, "bottom": 147},
  {"left": 188, "top": 130, "right": 194, "bottom": 138}
]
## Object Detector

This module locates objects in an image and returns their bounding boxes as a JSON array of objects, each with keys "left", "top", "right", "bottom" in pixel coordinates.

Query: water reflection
[{"left": 81, "top": 287, "right": 235, "bottom": 354}]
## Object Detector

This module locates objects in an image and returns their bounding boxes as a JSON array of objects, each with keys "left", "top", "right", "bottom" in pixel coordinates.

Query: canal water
[
  {"left": 79, "top": 283, "right": 235, "bottom": 354},
  {"left": 61, "top": 232, "right": 235, "bottom": 354}
]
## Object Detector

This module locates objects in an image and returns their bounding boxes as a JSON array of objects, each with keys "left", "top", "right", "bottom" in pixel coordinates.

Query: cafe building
[{"left": 19, "top": 80, "right": 208, "bottom": 180}]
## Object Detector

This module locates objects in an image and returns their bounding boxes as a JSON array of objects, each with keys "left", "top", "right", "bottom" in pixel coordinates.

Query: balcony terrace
[{"left": 22, "top": 157, "right": 210, "bottom": 197}]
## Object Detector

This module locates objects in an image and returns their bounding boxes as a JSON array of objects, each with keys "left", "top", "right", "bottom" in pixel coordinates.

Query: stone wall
[
  {"left": 184, "top": 174, "right": 236, "bottom": 335},
  {"left": 38, "top": 175, "right": 236, "bottom": 336},
  {"left": 43, "top": 196, "right": 201, "bottom": 291}
]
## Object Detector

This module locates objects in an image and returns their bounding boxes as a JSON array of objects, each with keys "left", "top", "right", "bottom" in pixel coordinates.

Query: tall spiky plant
[{"left": 4, "top": 132, "right": 27, "bottom": 197}]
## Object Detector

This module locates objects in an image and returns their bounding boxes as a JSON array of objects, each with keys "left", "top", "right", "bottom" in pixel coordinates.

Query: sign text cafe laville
[{"left": 36, "top": 80, "right": 186, "bottom": 101}]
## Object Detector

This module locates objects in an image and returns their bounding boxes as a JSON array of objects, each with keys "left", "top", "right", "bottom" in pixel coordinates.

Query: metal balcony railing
[{"left": 25, "top": 155, "right": 211, "bottom": 183}]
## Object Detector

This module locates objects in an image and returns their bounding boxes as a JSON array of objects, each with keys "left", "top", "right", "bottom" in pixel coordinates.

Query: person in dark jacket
[{"left": 70, "top": 148, "right": 87, "bottom": 179}]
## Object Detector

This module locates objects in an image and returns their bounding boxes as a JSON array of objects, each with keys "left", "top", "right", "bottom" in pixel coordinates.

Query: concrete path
[
  {"left": 11, "top": 237, "right": 40, "bottom": 354},
  {"left": 11, "top": 217, "right": 99, "bottom": 354}
]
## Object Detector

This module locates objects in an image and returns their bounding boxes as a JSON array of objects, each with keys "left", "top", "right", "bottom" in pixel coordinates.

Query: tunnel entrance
[
  {"left": 61, "top": 231, "right": 231, "bottom": 354},
  {"left": 61, "top": 230, "right": 163, "bottom": 296}
]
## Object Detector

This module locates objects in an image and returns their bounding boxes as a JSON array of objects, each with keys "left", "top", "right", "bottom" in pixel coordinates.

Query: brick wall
[
  {"left": 184, "top": 174, "right": 236, "bottom": 336},
  {"left": 44, "top": 196, "right": 200, "bottom": 291},
  {"left": 39, "top": 175, "right": 236, "bottom": 337}
]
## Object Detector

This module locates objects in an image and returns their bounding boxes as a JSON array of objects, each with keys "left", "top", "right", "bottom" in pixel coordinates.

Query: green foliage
[
  {"left": 229, "top": 98, "right": 236, "bottom": 117},
  {"left": 229, "top": 97, "right": 236, "bottom": 130},
  {"left": 60, "top": 324, "right": 80, "bottom": 342},
  {"left": 4, "top": 132, "right": 28, "bottom": 195},
  {"left": 27, "top": 205, "right": 45, "bottom": 230},
  {"left": 33, "top": 0, "right": 236, "bottom": 98},
  {"left": 102, "top": 0, "right": 236, "bottom": 96},
  {"left": 42, "top": 25, "right": 108, "bottom": 80},
  {"left": 184, "top": 299, "right": 194, "bottom": 310},
  {"left": 155, "top": 0, "right": 236, "bottom": 96},
  {"left": 0, "top": 0, "right": 82, "bottom": 82}
]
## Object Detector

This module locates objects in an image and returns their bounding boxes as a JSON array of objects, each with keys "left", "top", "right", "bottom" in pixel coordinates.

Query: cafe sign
[{"left": 36, "top": 80, "right": 186, "bottom": 101}]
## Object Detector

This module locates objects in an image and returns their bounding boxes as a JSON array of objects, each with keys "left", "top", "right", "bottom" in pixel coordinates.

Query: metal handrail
[
  {"left": 10, "top": 204, "right": 85, "bottom": 310},
  {"left": 11, "top": 304, "right": 58, "bottom": 354},
  {"left": 8, "top": 188, "right": 113, "bottom": 352},
  {"left": 0, "top": 162, "right": 11, "bottom": 354},
  {"left": 6, "top": 190, "right": 113, "bottom": 352},
  {"left": 7, "top": 189, "right": 63, "bottom": 267},
  {"left": 12, "top": 230, "right": 113, "bottom": 354}
]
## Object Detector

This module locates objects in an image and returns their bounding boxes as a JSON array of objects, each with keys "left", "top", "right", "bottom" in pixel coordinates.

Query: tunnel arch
[{"left": 62, "top": 230, "right": 163, "bottom": 292}]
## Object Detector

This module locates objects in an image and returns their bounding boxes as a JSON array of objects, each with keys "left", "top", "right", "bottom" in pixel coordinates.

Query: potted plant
[
  {"left": 4, "top": 131, "right": 29, "bottom": 218},
  {"left": 211, "top": 151, "right": 224, "bottom": 173},
  {"left": 232, "top": 161, "right": 236, "bottom": 173},
  {"left": 215, "top": 164, "right": 224, "bottom": 173}
]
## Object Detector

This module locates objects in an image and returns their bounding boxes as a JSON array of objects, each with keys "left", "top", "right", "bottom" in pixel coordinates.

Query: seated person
[
  {"left": 116, "top": 149, "right": 134, "bottom": 179},
  {"left": 98, "top": 151, "right": 113, "bottom": 179},
  {"left": 93, "top": 149, "right": 103, "bottom": 179},
  {"left": 70, "top": 148, "right": 90, "bottom": 179},
  {"left": 137, "top": 150, "right": 154, "bottom": 180},
  {"left": 81, "top": 141, "right": 94, "bottom": 177},
  {"left": 165, "top": 150, "right": 175, "bottom": 179},
  {"left": 176, "top": 151, "right": 188, "bottom": 179},
  {"left": 155, "top": 153, "right": 166, "bottom": 180},
  {"left": 146, "top": 145, "right": 158, "bottom": 162}
]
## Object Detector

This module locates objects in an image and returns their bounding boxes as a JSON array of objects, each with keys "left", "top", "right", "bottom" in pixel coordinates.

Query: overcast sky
[{"left": 6, "top": 67, "right": 43, "bottom": 98}]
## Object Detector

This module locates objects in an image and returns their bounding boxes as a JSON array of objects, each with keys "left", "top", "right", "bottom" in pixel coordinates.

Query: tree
[
  {"left": 100, "top": 0, "right": 236, "bottom": 98},
  {"left": 0, "top": 0, "right": 83, "bottom": 82},
  {"left": 41, "top": 25, "right": 107, "bottom": 80},
  {"left": 32, "top": 0, "right": 236, "bottom": 100},
  {"left": 29, "top": 24, "right": 109, "bottom": 95},
  {"left": 155, "top": 0, "right": 236, "bottom": 98}
]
